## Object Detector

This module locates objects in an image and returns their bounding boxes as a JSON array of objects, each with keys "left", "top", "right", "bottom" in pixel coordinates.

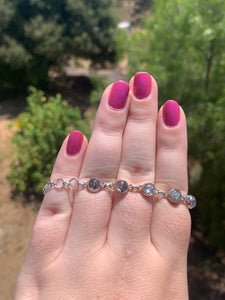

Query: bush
[
  {"left": 8, "top": 87, "right": 83, "bottom": 198},
  {"left": 188, "top": 98, "right": 225, "bottom": 251}
]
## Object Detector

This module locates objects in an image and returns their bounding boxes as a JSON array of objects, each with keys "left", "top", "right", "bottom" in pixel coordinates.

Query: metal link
[
  {"left": 137, "top": 185, "right": 143, "bottom": 191},
  {"left": 68, "top": 178, "right": 79, "bottom": 190},
  {"left": 54, "top": 178, "right": 65, "bottom": 190},
  {"left": 181, "top": 194, "right": 187, "bottom": 201},
  {"left": 153, "top": 189, "right": 166, "bottom": 197},
  {"left": 78, "top": 181, "right": 87, "bottom": 188},
  {"left": 128, "top": 184, "right": 134, "bottom": 191},
  {"left": 128, "top": 184, "right": 143, "bottom": 192},
  {"left": 158, "top": 191, "right": 166, "bottom": 196},
  {"left": 153, "top": 188, "right": 160, "bottom": 195},
  {"left": 109, "top": 182, "right": 115, "bottom": 189},
  {"left": 103, "top": 182, "right": 115, "bottom": 190}
]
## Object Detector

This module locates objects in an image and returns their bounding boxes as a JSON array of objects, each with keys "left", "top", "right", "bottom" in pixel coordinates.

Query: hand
[{"left": 15, "top": 73, "right": 192, "bottom": 299}]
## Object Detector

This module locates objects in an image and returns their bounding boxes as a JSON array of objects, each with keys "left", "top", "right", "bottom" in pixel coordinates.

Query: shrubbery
[
  {"left": 188, "top": 98, "right": 225, "bottom": 250},
  {"left": 8, "top": 87, "right": 84, "bottom": 198},
  {"left": 89, "top": 75, "right": 110, "bottom": 107}
]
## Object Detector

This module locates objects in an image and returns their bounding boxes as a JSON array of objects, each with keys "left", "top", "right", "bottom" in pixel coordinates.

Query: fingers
[
  {"left": 65, "top": 81, "right": 130, "bottom": 250},
  {"left": 151, "top": 101, "right": 191, "bottom": 259},
  {"left": 108, "top": 73, "right": 158, "bottom": 249},
  {"left": 23, "top": 132, "right": 87, "bottom": 268}
]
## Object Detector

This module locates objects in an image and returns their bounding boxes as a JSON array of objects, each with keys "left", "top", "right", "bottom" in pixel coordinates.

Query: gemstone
[
  {"left": 168, "top": 189, "right": 182, "bottom": 203},
  {"left": 142, "top": 183, "right": 155, "bottom": 196},
  {"left": 115, "top": 180, "right": 128, "bottom": 193},
  {"left": 186, "top": 195, "right": 196, "bottom": 209},
  {"left": 87, "top": 178, "right": 101, "bottom": 192}
]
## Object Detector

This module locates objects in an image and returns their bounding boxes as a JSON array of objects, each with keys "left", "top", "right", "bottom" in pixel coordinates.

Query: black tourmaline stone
[{"left": 88, "top": 178, "right": 101, "bottom": 192}]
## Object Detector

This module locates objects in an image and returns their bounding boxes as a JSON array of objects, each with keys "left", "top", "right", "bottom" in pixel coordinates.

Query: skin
[{"left": 14, "top": 74, "right": 191, "bottom": 300}]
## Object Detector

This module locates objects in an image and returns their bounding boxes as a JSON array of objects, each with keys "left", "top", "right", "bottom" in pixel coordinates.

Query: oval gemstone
[
  {"left": 88, "top": 178, "right": 101, "bottom": 192},
  {"left": 142, "top": 183, "right": 155, "bottom": 196},
  {"left": 115, "top": 180, "right": 128, "bottom": 193},
  {"left": 186, "top": 195, "right": 196, "bottom": 209},
  {"left": 168, "top": 189, "right": 181, "bottom": 203}
]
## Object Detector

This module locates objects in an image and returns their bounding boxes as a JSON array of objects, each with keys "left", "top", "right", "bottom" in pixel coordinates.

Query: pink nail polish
[
  {"left": 66, "top": 131, "right": 83, "bottom": 156},
  {"left": 108, "top": 81, "right": 129, "bottom": 110},
  {"left": 163, "top": 100, "right": 180, "bottom": 127},
  {"left": 133, "top": 72, "right": 152, "bottom": 99}
]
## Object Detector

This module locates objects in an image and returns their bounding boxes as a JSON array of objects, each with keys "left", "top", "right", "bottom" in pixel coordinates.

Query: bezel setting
[
  {"left": 87, "top": 178, "right": 101, "bottom": 192},
  {"left": 168, "top": 188, "right": 182, "bottom": 203},
  {"left": 142, "top": 183, "right": 155, "bottom": 197},
  {"left": 115, "top": 180, "right": 129, "bottom": 193}
]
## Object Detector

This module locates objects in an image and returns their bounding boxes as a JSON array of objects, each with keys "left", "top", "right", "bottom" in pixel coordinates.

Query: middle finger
[{"left": 109, "top": 73, "right": 158, "bottom": 249}]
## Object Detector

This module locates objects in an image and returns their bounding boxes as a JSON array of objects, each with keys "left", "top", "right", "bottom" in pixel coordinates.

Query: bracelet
[{"left": 43, "top": 177, "right": 196, "bottom": 209}]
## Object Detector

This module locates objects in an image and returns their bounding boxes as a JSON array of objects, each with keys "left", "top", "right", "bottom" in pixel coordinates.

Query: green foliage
[
  {"left": 76, "top": 109, "right": 94, "bottom": 141},
  {"left": 89, "top": 75, "right": 110, "bottom": 108},
  {"left": 188, "top": 99, "right": 225, "bottom": 250},
  {"left": 127, "top": 0, "right": 225, "bottom": 250},
  {"left": 114, "top": 28, "right": 129, "bottom": 61},
  {"left": 128, "top": 0, "right": 225, "bottom": 107},
  {"left": 0, "top": 0, "right": 117, "bottom": 90},
  {"left": 8, "top": 87, "right": 82, "bottom": 197}
]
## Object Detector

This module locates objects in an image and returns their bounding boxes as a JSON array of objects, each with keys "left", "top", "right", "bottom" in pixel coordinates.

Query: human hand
[{"left": 14, "top": 73, "right": 195, "bottom": 299}]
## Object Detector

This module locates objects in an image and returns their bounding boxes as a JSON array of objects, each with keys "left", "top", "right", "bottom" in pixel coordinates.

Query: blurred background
[{"left": 0, "top": 0, "right": 224, "bottom": 299}]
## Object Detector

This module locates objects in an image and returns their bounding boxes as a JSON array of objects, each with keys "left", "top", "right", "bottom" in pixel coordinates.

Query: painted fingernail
[
  {"left": 163, "top": 100, "right": 180, "bottom": 127},
  {"left": 66, "top": 131, "right": 83, "bottom": 156},
  {"left": 108, "top": 81, "right": 129, "bottom": 110},
  {"left": 133, "top": 72, "right": 152, "bottom": 99}
]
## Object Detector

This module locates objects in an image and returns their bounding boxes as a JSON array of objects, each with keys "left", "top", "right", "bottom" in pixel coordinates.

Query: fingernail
[
  {"left": 133, "top": 72, "right": 152, "bottom": 99},
  {"left": 66, "top": 131, "right": 83, "bottom": 156},
  {"left": 108, "top": 81, "right": 129, "bottom": 110},
  {"left": 163, "top": 100, "right": 180, "bottom": 127}
]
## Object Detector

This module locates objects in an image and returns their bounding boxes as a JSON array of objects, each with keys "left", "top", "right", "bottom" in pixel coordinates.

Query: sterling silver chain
[{"left": 43, "top": 177, "right": 196, "bottom": 209}]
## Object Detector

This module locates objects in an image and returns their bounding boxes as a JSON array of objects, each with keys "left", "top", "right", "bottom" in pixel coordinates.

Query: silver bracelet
[{"left": 43, "top": 177, "right": 196, "bottom": 209}]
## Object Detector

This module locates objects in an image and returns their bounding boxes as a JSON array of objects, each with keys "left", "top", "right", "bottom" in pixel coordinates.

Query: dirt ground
[
  {"left": 0, "top": 65, "right": 225, "bottom": 299},
  {"left": 0, "top": 100, "right": 38, "bottom": 299}
]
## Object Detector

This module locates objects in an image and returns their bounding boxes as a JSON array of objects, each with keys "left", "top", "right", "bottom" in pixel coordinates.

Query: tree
[
  {"left": 132, "top": 0, "right": 154, "bottom": 23},
  {"left": 128, "top": 0, "right": 225, "bottom": 107},
  {"left": 0, "top": 0, "right": 117, "bottom": 90},
  {"left": 127, "top": 0, "right": 225, "bottom": 250}
]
